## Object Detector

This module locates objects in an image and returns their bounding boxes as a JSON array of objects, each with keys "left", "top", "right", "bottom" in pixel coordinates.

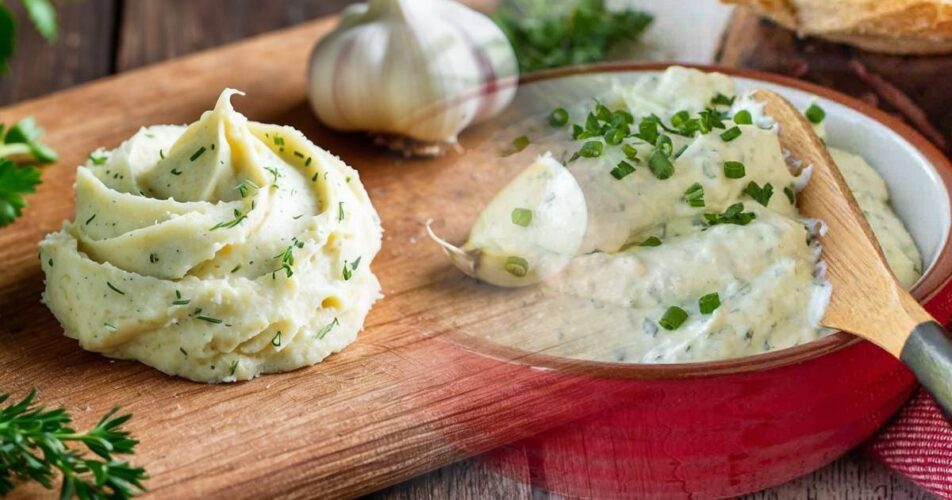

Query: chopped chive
[
  {"left": 723, "top": 161, "right": 746, "bottom": 179},
  {"left": 197, "top": 315, "right": 223, "bottom": 324},
  {"left": 104, "top": 322, "right": 117, "bottom": 331},
  {"left": 704, "top": 202, "right": 756, "bottom": 226},
  {"left": 511, "top": 208, "right": 532, "bottom": 227},
  {"left": 683, "top": 182, "right": 705, "bottom": 207},
  {"left": 230, "top": 264, "right": 242, "bottom": 273},
  {"left": 351, "top": 256, "right": 362, "bottom": 271},
  {"left": 317, "top": 317, "right": 340, "bottom": 339},
  {"left": 106, "top": 282, "right": 125, "bottom": 295},
  {"left": 720, "top": 126, "right": 742, "bottom": 142},
  {"left": 578, "top": 140, "right": 603, "bottom": 159},
  {"left": 293, "top": 151, "right": 305, "bottom": 158},
  {"left": 180, "top": 347, "right": 188, "bottom": 357},
  {"left": 159, "top": 149, "right": 165, "bottom": 159},
  {"left": 343, "top": 262, "right": 352, "bottom": 280},
  {"left": 271, "top": 331, "right": 282, "bottom": 347},
  {"left": 190, "top": 146, "right": 207, "bottom": 161},
  {"left": 674, "top": 145, "right": 689, "bottom": 158},
  {"left": 512, "top": 135, "right": 530, "bottom": 152},
  {"left": 659, "top": 306, "right": 688, "bottom": 330},
  {"left": 210, "top": 209, "right": 247, "bottom": 231},
  {"left": 784, "top": 186, "right": 796, "bottom": 205},
  {"left": 733, "top": 110, "right": 752, "bottom": 125},
  {"left": 699, "top": 292, "right": 721, "bottom": 314},
  {"left": 504, "top": 256, "right": 529, "bottom": 277},
  {"left": 88, "top": 152, "right": 107, "bottom": 165},
  {"left": 744, "top": 181, "right": 774, "bottom": 207},
  {"left": 305, "top": 156, "right": 312, "bottom": 167},
  {"left": 273, "top": 135, "right": 285, "bottom": 146},
  {"left": 711, "top": 93, "right": 735, "bottom": 106},
  {"left": 640, "top": 236, "right": 662, "bottom": 247},
  {"left": 338, "top": 201, "right": 345, "bottom": 222},
  {"left": 622, "top": 143, "right": 638, "bottom": 160},
  {"left": 648, "top": 150, "right": 674, "bottom": 180},
  {"left": 312, "top": 172, "right": 319, "bottom": 182},
  {"left": 548, "top": 108, "right": 569, "bottom": 127},
  {"left": 655, "top": 134, "right": 673, "bottom": 157},
  {"left": 170, "top": 168, "right": 182, "bottom": 176},
  {"left": 266, "top": 167, "right": 282, "bottom": 188},
  {"left": 604, "top": 126, "right": 627, "bottom": 145},
  {"left": 671, "top": 110, "right": 691, "bottom": 128},
  {"left": 149, "top": 253, "right": 159, "bottom": 263},
  {"left": 610, "top": 160, "right": 636, "bottom": 180},
  {"left": 47, "top": 258, "right": 53, "bottom": 267},
  {"left": 234, "top": 179, "right": 260, "bottom": 198},
  {"left": 805, "top": 104, "right": 826, "bottom": 124},
  {"left": 229, "top": 360, "right": 238, "bottom": 376},
  {"left": 85, "top": 213, "right": 97, "bottom": 225}
]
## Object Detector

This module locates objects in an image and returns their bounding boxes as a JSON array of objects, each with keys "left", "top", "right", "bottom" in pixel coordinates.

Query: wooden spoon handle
[{"left": 902, "top": 320, "right": 952, "bottom": 417}]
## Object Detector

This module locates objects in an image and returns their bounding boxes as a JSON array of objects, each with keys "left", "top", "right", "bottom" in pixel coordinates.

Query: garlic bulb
[
  {"left": 428, "top": 154, "right": 587, "bottom": 287},
  {"left": 308, "top": 0, "right": 519, "bottom": 156}
]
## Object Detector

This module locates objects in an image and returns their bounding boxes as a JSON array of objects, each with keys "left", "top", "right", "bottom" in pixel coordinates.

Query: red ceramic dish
[{"left": 435, "top": 64, "right": 952, "bottom": 498}]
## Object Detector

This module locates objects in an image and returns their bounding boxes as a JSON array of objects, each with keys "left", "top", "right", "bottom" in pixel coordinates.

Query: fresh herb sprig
[
  {"left": 0, "top": 389, "right": 147, "bottom": 499},
  {"left": 0, "top": 0, "right": 57, "bottom": 74},
  {"left": 493, "top": 0, "right": 652, "bottom": 73},
  {"left": 0, "top": 117, "right": 57, "bottom": 226}
]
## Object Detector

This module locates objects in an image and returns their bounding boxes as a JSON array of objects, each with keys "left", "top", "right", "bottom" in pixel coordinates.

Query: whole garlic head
[{"left": 308, "top": 0, "right": 519, "bottom": 155}]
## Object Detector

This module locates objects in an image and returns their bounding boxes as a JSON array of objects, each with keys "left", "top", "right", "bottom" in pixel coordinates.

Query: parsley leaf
[{"left": 0, "top": 159, "right": 40, "bottom": 226}]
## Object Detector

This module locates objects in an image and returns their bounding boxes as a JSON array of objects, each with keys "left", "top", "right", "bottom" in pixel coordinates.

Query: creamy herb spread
[
  {"left": 40, "top": 89, "right": 382, "bottom": 382},
  {"left": 438, "top": 67, "right": 922, "bottom": 363}
]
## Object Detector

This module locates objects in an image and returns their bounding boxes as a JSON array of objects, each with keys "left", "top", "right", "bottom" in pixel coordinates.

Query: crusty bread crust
[{"left": 724, "top": 0, "right": 952, "bottom": 54}]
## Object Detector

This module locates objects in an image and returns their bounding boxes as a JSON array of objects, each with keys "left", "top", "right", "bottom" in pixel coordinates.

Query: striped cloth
[{"left": 868, "top": 291, "right": 952, "bottom": 498}]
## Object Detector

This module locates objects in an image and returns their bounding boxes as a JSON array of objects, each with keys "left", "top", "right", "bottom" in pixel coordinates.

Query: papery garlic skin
[
  {"left": 308, "top": 0, "right": 518, "bottom": 149},
  {"left": 428, "top": 154, "right": 587, "bottom": 287}
]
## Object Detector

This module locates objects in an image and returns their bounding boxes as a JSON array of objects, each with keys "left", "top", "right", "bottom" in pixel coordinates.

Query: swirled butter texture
[{"left": 40, "top": 89, "right": 382, "bottom": 383}]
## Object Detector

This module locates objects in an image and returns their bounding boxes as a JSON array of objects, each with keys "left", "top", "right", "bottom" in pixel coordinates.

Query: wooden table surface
[{"left": 0, "top": 1, "right": 935, "bottom": 498}]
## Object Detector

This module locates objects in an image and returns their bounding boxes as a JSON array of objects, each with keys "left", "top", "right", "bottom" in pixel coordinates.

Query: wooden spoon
[{"left": 754, "top": 89, "right": 952, "bottom": 416}]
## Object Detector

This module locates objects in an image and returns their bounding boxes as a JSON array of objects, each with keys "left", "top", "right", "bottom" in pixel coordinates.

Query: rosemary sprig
[{"left": 0, "top": 389, "right": 147, "bottom": 499}]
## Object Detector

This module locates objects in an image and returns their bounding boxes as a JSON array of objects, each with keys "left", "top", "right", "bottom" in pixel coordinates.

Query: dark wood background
[{"left": 0, "top": 1, "right": 937, "bottom": 498}]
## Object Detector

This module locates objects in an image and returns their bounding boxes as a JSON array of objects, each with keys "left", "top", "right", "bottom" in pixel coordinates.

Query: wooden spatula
[{"left": 754, "top": 90, "right": 952, "bottom": 416}]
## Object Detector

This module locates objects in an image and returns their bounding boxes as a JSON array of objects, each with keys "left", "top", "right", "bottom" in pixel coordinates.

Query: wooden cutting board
[{"left": 0, "top": 11, "right": 624, "bottom": 499}]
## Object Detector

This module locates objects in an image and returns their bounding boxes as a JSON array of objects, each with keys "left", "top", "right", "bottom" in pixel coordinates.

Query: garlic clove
[
  {"left": 428, "top": 153, "right": 587, "bottom": 287},
  {"left": 308, "top": 0, "right": 519, "bottom": 156}
]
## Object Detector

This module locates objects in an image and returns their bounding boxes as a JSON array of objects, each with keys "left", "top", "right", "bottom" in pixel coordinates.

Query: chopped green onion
[
  {"left": 659, "top": 306, "right": 688, "bottom": 330},
  {"left": 723, "top": 161, "right": 746, "bottom": 179},
  {"left": 548, "top": 108, "right": 569, "bottom": 127},
  {"left": 704, "top": 202, "right": 756, "bottom": 226},
  {"left": 622, "top": 143, "right": 638, "bottom": 160},
  {"left": 85, "top": 213, "right": 96, "bottom": 225},
  {"left": 106, "top": 281, "right": 125, "bottom": 295},
  {"left": 512, "top": 135, "right": 530, "bottom": 152},
  {"left": 504, "top": 256, "right": 529, "bottom": 277},
  {"left": 670, "top": 110, "right": 691, "bottom": 128},
  {"left": 655, "top": 134, "right": 673, "bottom": 157},
  {"left": 805, "top": 104, "right": 826, "bottom": 124},
  {"left": 640, "top": 236, "right": 662, "bottom": 247},
  {"left": 343, "top": 262, "right": 353, "bottom": 280},
  {"left": 744, "top": 181, "right": 774, "bottom": 207},
  {"left": 683, "top": 182, "right": 705, "bottom": 207},
  {"left": 711, "top": 93, "right": 735, "bottom": 106},
  {"left": 604, "top": 126, "right": 627, "bottom": 145},
  {"left": 720, "top": 126, "right": 742, "bottom": 142},
  {"left": 784, "top": 186, "right": 796, "bottom": 205},
  {"left": 511, "top": 208, "right": 533, "bottom": 227},
  {"left": 699, "top": 292, "right": 721, "bottom": 314},
  {"left": 88, "top": 152, "right": 107, "bottom": 165},
  {"left": 338, "top": 201, "right": 345, "bottom": 222},
  {"left": 648, "top": 150, "right": 674, "bottom": 180},
  {"left": 317, "top": 318, "right": 340, "bottom": 339},
  {"left": 733, "top": 110, "right": 752, "bottom": 125},
  {"left": 610, "top": 160, "right": 636, "bottom": 180},
  {"left": 271, "top": 331, "right": 282, "bottom": 347},
  {"left": 578, "top": 140, "right": 603, "bottom": 159},
  {"left": 196, "top": 315, "right": 223, "bottom": 324}
]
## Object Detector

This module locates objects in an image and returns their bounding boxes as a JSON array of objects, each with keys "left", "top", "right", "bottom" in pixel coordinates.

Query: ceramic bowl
[{"left": 444, "top": 63, "right": 952, "bottom": 498}]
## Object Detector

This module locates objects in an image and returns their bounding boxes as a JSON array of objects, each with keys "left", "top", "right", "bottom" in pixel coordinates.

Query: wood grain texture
[
  {"left": 114, "top": 0, "right": 358, "bottom": 71},
  {"left": 0, "top": 0, "right": 117, "bottom": 104}
]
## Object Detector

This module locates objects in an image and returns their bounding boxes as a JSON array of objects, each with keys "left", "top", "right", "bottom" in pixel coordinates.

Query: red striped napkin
[{"left": 867, "top": 289, "right": 952, "bottom": 498}]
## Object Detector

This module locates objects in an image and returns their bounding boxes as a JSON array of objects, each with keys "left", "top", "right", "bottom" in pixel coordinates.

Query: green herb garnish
[
  {"left": 172, "top": 290, "right": 190, "bottom": 306},
  {"left": 610, "top": 160, "right": 635, "bottom": 180},
  {"left": 733, "top": 110, "right": 752, "bottom": 125},
  {"left": 648, "top": 150, "right": 674, "bottom": 180},
  {"left": 744, "top": 181, "right": 774, "bottom": 207},
  {"left": 271, "top": 331, "right": 282, "bottom": 347},
  {"left": 699, "top": 292, "right": 720, "bottom": 314},
  {"left": 0, "top": 388, "right": 147, "bottom": 499},
  {"left": 577, "top": 140, "right": 603, "bottom": 159},
  {"left": 512, "top": 135, "right": 530, "bottom": 152},
  {"left": 548, "top": 108, "right": 569, "bottom": 127},
  {"left": 683, "top": 182, "right": 705, "bottom": 207},
  {"left": 704, "top": 202, "right": 756, "bottom": 226},
  {"left": 723, "top": 161, "right": 746, "bottom": 179},
  {"left": 189, "top": 146, "right": 206, "bottom": 162},
  {"left": 493, "top": 0, "right": 652, "bottom": 73},
  {"left": 106, "top": 281, "right": 125, "bottom": 295},
  {"left": 85, "top": 213, "right": 96, "bottom": 225},
  {"left": 784, "top": 185, "right": 796, "bottom": 205},
  {"left": 196, "top": 315, "right": 223, "bottom": 325},
  {"left": 210, "top": 208, "right": 247, "bottom": 231},
  {"left": 640, "top": 236, "right": 662, "bottom": 247},
  {"left": 511, "top": 208, "right": 532, "bottom": 227},
  {"left": 88, "top": 152, "right": 107, "bottom": 165},
  {"left": 273, "top": 237, "right": 304, "bottom": 279},
  {"left": 0, "top": 159, "right": 41, "bottom": 227},
  {"left": 805, "top": 104, "right": 826, "bottom": 124},
  {"left": 659, "top": 306, "right": 688, "bottom": 330},
  {"left": 720, "top": 126, "right": 742, "bottom": 142},
  {"left": 504, "top": 256, "right": 529, "bottom": 277},
  {"left": 622, "top": 143, "right": 638, "bottom": 160},
  {"left": 338, "top": 201, "right": 345, "bottom": 222},
  {"left": 711, "top": 93, "right": 735, "bottom": 106},
  {"left": 317, "top": 317, "right": 340, "bottom": 339},
  {"left": 234, "top": 179, "right": 259, "bottom": 198}
]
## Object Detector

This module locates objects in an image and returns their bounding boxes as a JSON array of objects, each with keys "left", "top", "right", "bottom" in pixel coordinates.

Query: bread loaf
[{"left": 723, "top": 0, "right": 952, "bottom": 54}]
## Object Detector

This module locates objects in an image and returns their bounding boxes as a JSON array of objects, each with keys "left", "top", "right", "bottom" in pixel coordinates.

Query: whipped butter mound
[{"left": 40, "top": 89, "right": 383, "bottom": 383}]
